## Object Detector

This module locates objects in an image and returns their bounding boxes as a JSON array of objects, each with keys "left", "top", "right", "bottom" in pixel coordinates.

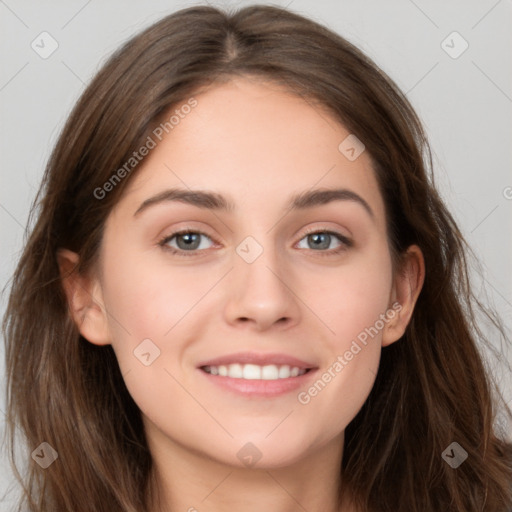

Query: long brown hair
[{"left": 3, "top": 4, "right": 511, "bottom": 511}]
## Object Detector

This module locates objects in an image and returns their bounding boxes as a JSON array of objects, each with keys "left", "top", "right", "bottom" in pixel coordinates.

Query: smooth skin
[{"left": 58, "top": 76, "right": 424, "bottom": 512}]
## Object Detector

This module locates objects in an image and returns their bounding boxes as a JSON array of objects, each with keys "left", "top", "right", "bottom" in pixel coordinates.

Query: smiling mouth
[{"left": 201, "top": 363, "right": 313, "bottom": 380}]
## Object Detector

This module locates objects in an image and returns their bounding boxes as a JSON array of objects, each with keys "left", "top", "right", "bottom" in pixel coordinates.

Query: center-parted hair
[{"left": 3, "top": 5, "right": 512, "bottom": 511}]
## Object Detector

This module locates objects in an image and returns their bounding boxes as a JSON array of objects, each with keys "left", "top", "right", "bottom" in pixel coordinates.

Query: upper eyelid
[
  {"left": 300, "top": 226, "right": 351, "bottom": 240},
  {"left": 161, "top": 228, "right": 216, "bottom": 244}
]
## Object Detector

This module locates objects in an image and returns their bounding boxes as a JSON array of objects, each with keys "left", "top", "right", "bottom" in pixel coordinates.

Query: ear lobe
[
  {"left": 382, "top": 245, "right": 425, "bottom": 347},
  {"left": 56, "top": 248, "right": 111, "bottom": 346}
]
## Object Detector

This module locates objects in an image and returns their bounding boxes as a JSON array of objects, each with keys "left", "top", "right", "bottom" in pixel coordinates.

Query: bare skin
[{"left": 59, "top": 76, "right": 424, "bottom": 512}]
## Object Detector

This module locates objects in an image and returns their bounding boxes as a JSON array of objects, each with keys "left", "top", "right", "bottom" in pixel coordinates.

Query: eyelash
[{"left": 158, "top": 227, "right": 353, "bottom": 258}]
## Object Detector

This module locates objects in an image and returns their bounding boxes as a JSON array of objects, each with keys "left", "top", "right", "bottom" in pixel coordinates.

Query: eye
[
  {"left": 158, "top": 229, "right": 215, "bottom": 256},
  {"left": 158, "top": 227, "right": 352, "bottom": 257},
  {"left": 296, "top": 229, "right": 352, "bottom": 255}
]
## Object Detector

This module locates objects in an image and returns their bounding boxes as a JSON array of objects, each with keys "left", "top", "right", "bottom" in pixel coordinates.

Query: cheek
[
  {"left": 296, "top": 243, "right": 392, "bottom": 420},
  {"left": 98, "top": 253, "right": 200, "bottom": 423},
  {"left": 101, "top": 250, "right": 212, "bottom": 338},
  {"left": 310, "top": 240, "right": 393, "bottom": 347}
]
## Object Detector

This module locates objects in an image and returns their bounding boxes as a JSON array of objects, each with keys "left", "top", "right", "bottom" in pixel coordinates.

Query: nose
[{"left": 222, "top": 238, "right": 302, "bottom": 332}]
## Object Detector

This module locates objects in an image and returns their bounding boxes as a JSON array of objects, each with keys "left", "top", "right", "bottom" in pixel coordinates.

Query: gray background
[{"left": 1, "top": 0, "right": 511, "bottom": 508}]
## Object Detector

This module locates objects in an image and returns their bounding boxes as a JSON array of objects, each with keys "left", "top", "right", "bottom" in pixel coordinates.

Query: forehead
[{"left": 111, "top": 77, "right": 386, "bottom": 226}]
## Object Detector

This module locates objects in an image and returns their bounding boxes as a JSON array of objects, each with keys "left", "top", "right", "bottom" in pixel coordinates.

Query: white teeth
[
  {"left": 228, "top": 363, "right": 243, "bottom": 378},
  {"left": 278, "top": 365, "right": 291, "bottom": 378},
  {"left": 261, "top": 365, "right": 279, "bottom": 380},
  {"left": 203, "top": 363, "right": 308, "bottom": 380},
  {"left": 242, "top": 364, "right": 261, "bottom": 380}
]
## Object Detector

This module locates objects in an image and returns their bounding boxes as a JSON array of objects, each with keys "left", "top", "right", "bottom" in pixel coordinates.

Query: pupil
[
  {"left": 310, "top": 233, "right": 329, "bottom": 250},
  {"left": 179, "top": 233, "right": 199, "bottom": 249}
]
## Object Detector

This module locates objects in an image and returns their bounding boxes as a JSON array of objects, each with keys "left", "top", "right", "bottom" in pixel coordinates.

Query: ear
[
  {"left": 382, "top": 244, "right": 425, "bottom": 347},
  {"left": 56, "top": 248, "right": 111, "bottom": 346}
]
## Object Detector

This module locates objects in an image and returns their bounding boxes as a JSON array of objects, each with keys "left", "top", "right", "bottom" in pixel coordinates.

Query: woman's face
[{"left": 75, "top": 77, "right": 418, "bottom": 469}]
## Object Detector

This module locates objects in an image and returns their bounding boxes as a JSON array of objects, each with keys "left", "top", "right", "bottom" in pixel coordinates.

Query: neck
[{"left": 146, "top": 425, "right": 351, "bottom": 512}]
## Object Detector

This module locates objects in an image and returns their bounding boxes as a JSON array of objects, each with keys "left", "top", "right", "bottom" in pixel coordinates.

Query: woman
[{"left": 3, "top": 4, "right": 511, "bottom": 511}]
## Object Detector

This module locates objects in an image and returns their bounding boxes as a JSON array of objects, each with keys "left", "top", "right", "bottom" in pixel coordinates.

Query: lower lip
[{"left": 198, "top": 368, "right": 317, "bottom": 398}]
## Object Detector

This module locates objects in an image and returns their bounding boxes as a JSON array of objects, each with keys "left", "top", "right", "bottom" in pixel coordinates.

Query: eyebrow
[{"left": 133, "top": 187, "right": 374, "bottom": 219}]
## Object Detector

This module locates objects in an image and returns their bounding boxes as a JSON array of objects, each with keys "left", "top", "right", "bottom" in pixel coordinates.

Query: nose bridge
[
  {"left": 223, "top": 230, "right": 300, "bottom": 329},
  {"left": 234, "top": 232, "right": 287, "bottom": 294}
]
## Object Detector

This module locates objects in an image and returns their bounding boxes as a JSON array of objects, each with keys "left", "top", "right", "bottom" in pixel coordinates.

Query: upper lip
[{"left": 197, "top": 351, "right": 318, "bottom": 370}]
